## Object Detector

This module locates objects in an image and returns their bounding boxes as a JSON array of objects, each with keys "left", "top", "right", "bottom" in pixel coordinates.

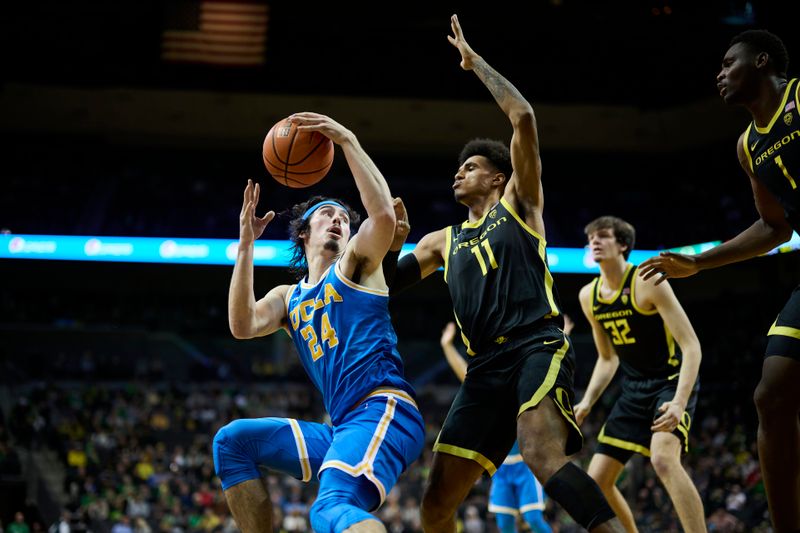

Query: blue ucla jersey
[{"left": 285, "top": 262, "right": 415, "bottom": 425}]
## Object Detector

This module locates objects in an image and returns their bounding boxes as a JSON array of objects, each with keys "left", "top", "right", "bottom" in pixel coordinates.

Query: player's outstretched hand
[
  {"left": 290, "top": 112, "right": 353, "bottom": 145},
  {"left": 639, "top": 252, "right": 699, "bottom": 285},
  {"left": 447, "top": 14, "right": 479, "bottom": 71},
  {"left": 440, "top": 322, "right": 457, "bottom": 348},
  {"left": 239, "top": 179, "right": 275, "bottom": 246}
]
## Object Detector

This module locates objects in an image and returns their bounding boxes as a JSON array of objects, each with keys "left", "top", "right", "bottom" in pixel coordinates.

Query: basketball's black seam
[
  {"left": 287, "top": 136, "right": 330, "bottom": 166},
  {"left": 264, "top": 156, "right": 332, "bottom": 175},
  {"left": 283, "top": 124, "right": 297, "bottom": 187}
]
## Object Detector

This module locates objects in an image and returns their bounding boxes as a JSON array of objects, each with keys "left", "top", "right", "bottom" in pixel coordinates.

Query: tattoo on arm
[{"left": 472, "top": 58, "right": 524, "bottom": 107}]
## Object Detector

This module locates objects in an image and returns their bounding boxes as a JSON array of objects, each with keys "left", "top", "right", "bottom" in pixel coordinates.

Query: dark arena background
[{"left": 2, "top": 1, "right": 799, "bottom": 531}]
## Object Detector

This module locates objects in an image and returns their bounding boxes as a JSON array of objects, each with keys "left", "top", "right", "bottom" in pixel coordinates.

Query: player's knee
[
  {"left": 649, "top": 449, "right": 679, "bottom": 479},
  {"left": 753, "top": 377, "right": 798, "bottom": 416},
  {"left": 420, "top": 486, "right": 457, "bottom": 526},
  {"left": 212, "top": 420, "right": 258, "bottom": 486},
  {"left": 310, "top": 494, "right": 375, "bottom": 533}
]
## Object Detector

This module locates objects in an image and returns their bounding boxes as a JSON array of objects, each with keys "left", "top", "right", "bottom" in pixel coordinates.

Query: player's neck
[
  {"left": 305, "top": 253, "right": 337, "bottom": 285},
  {"left": 599, "top": 257, "right": 629, "bottom": 291},
  {"left": 747, "top": 76, "right": 790, "bottom": 127},
  {"left": 466, "top": 193, "right": 501, "bottom": 222}
]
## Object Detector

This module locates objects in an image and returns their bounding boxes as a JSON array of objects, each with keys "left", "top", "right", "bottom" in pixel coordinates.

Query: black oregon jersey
[
  {"left": 591, "top": 265, "right": 681, "bottom": 380},
  {"left": 742, "top": 78, "right": 800, "bottom": 232},
  {"left": 444, "top": 197, "right": 562, "bottom": 355}
]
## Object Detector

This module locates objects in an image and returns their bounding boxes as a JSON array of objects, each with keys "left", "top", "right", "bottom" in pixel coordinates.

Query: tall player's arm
[
  {"left": 292, "top": 112, "right": 395, "bottom": 282},
  {"left": 637, "top": 277, "right": 702, "bottom": 433},
  {"left": 447, "top": 14, "right": 544, "bottom": 237},
  {"left": 382, "top": 226, "right": 446, "bottom": 295},
  {"left": 640, "top": 133, "right": 792, "bottom": 284},
  {"left": 574, "top": 283, "right": 620, "bottom": 426}
]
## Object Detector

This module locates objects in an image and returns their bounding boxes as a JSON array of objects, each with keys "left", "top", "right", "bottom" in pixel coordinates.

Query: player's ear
[
  {"left": 492, "top": 172, "right": 507, "bottom": 187},
  {"left": 755, "top": 51, "right": 769, "bottom": 69}
]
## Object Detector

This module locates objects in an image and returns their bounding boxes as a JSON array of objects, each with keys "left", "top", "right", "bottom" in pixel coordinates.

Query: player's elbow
[
  {"left": 229, "top": 320, "right": 254, "bottom": 340},
  {"left": 371, "top": 207, "right": 396, "bottom": 231},
  {"left": 776, "top": 224, "right": 793, "bottom": 244},
  {"left": 509, "top": 106, "right": 535, "bottom": 128}
]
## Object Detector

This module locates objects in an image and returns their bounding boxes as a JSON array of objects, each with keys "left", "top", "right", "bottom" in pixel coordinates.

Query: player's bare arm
[
  {"left": 292, "top": 112, "right": 396, "bottom": 286},
  {"left": 228, "top": 179, "right": 289, "bottom": 338},
  {"left": 574, "top": 283, "right": 621, "bottom": 426},
  {"left": 640, "top": 133, "right": 792, "bottom": 284},
  {"left": 448, "top": 14, "right": 543, "bottom": 237},
  {"left": 411, "top": 228, "right": 447, "bottom": 278},
  {"left": 634, "top": 277, "right": 702, "bottom": 432}
]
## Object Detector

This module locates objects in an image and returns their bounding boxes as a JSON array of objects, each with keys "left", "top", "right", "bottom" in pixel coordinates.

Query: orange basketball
[{"left": 262, "top": 118, "right": 334, "bottom": 188}]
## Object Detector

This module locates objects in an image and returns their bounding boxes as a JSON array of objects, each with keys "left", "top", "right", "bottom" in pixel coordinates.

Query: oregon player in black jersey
[
  {"left": 576, "top": 217, "right": 704, "bottom": 533},
  {"left": 639, "top": 30, "right": 800, "bottom": 532},
  {"left": 383, "top": 14, "right": 623, "bottom": 533}
]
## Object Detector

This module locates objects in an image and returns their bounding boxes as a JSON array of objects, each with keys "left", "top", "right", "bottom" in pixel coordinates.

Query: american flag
[{"left": 161, "top": 1, "right": 268, "bottom": 67}]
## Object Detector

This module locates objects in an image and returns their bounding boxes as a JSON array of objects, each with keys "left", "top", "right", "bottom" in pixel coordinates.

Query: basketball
[{"left": 262, "top": 118, "right": 334, "bottom": 188}]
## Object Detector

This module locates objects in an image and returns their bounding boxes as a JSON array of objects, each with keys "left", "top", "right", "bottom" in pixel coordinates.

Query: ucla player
[
  {"left": 383, "top": 15, "right": 623, "bottom": 533},
  {"left": 215, "top": 112, "right": 424, "bottom": 533},
  {"left": 575, "top": 217, "right": 704, "bottom": 533},
  {"left": 439, "top": 321, "right": 552, "bottom": 533},
  {"left": 640, "top": 31, "right": 799, "bottom": 532}
]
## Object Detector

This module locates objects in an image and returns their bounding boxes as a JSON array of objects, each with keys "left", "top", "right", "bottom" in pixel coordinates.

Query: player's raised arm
[
  {"left": 292, "top": 112, "right": 395, "bottom": 275},
  {"left": 448, "top": 14, "right": 543, "bottom": 231},
  {"left": 228, "top": 179, "right": 288, "bottom": 339}
]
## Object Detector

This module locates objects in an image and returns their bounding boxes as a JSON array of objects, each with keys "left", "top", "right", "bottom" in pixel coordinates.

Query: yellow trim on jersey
[
  {"left": 318, "top": 396, "right": 397, "bottom": 505},
  {"left": 518, "top": 339, "right": 570, "bottom": 414},
  {"left": 538, "top": 238, "right": 561, "bottom": 319},
  {"left": 287, "top": 418, "right": 312, "bottom": 482},
  {"left": 460, "top": 203, "right": 496, "bottom": 229},
  {"left": 361, "top": 388, "right": 419, "bottom": 410},
  {"left": 630, "top": 267, "right": 658, "bottom": 315},
  {"left": 767, "top": 320, "right": 800, "bottom": 339},
  {"left": 502, "top": 454, "right": 524, "bottom": 465},
  {"left": 664, "top": 322, "right": 678, "bottom": 364},
  {"left": 488, "top": 504, "right": 521, "bottom": 516},
  {"left": 443, "top": 226, "right": 453, "bottom": 282},
  {"left": 520, "top": 502, "right": 546, "bottom": 513},
  {"left": 598, "top": 424, "right": 651, "bottom": 457},
  {"left": 796, "top": 76, "right": 800, "bottom": 104},
  {"left": 452, "top": 312, "right": 476, "bottom": 356},
  {"left": 433, "top": 442, "right": 497, "bottom": 475},
  {"left": 499, "top": 197, "right": 546, "bottom": 241},
  {"left": 742, "top": 123, "right": 755, "bottom": 173},
  {"left": 334, "top": 262, "right": 389, "bottom": 296},
  {"left": 753, "top": 78, "right": 797, "bottom": 134},
  {"left": 596, "top": 264, "right": 634, "bottom": 305}
]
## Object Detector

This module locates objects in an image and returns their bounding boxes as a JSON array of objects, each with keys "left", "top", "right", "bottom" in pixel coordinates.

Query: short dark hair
[
  {"left": 458, "top": 138, "right": 513, "bottom": 186},
  {"left": 730, "top": 30, "right": 789, "bottom": 77},
  {"left": 287, "top": 196, "right": 360, "bottom": 280},
  {"left": 584, "top": 216, "right": 636, "bottom": 260}
]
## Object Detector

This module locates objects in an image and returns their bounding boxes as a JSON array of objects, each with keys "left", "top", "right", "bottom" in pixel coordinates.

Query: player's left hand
[
  {"left": 290, "top": 112, "right": 353, "bottom": 145},
  {"left": 390, "top": 197, "right": 410, "bottom": 251},
  {"left": 447, "top": 14, "right": 479, "bottom": 70},
  {"left": 651, "top": 400, "right": 685, "bottom": 432},
  {"left": 440, "top": 322, "right": 457, "bottom": 348}
]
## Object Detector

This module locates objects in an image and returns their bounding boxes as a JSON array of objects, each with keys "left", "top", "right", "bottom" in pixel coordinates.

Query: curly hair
[
  {"left": 584, "top": 216, "right": 636, "bottom": 260},
  {"left": 458, "top": 138, "right": 513, "bottom": 186},
  {"left": 286, "top": 196, "right": 361, "bottom": 280},
  {"left": 730, "top": 30, "right": 789, "bottom": 77}
]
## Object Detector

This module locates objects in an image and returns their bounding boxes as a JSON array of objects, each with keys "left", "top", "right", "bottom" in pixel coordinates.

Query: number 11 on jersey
[{"left": 470, "top": 239, "right": 498, "bottom": 276}]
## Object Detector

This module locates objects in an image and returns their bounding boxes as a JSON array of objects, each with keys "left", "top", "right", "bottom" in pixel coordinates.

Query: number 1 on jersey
[
  {"left": 776, "top": 155, "right": 797, "bottom": 190},
  {"left": 470, "top": 240, "right": 498, "bottom": 276}
]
